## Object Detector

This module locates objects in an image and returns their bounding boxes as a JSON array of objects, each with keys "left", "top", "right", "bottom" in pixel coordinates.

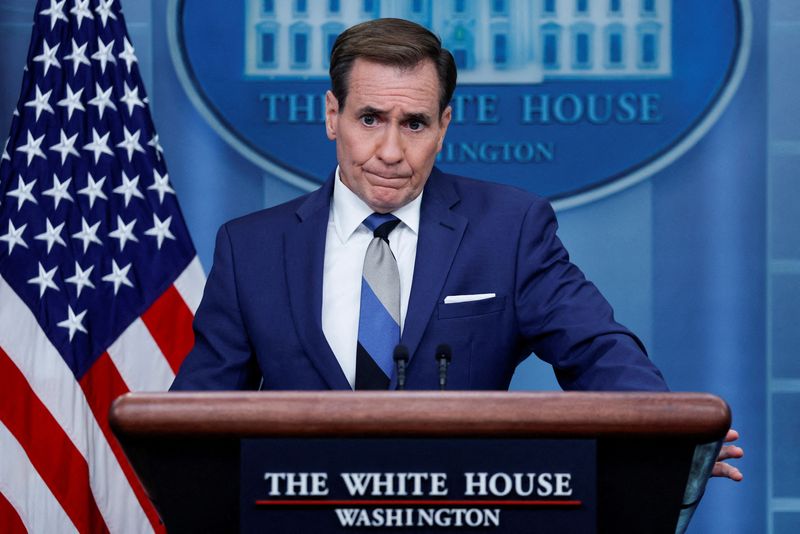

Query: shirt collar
[{"left": 331, "top": 166, "right": 422, "bottom": 243}]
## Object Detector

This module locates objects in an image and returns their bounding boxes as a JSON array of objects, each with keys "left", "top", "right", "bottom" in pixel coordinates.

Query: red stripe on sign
[
  {"left": 0, "top": 489, "right": 27, "bottom": 534},
  {"left": 255, "top": 499, "right": 583, "bottom": 507},
  {"left": 0, "top": 347, "right": 108, "bottom": 534},
  {"left": 141, "top": 285, "right": 195, "bottom": 373},
  {"left": 79, "top": 353, "right": 166, "bottom": 534}
]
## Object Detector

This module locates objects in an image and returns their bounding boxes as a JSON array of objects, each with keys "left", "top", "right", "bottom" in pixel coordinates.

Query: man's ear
[{"left": 325, "top": 90, "right": 339, "bottom": 141}]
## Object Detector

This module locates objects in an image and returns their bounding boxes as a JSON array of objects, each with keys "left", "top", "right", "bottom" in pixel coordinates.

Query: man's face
[{"left": 325, "top": 58, "right": 452, "bottom": 213}]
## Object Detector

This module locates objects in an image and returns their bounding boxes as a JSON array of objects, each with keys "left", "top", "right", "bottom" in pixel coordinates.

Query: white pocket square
[{"left": 443, "top": 293, "right": 496, "bottom": 304}]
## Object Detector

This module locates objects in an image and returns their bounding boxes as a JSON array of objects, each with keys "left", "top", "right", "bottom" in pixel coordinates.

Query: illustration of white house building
[{"left": 245, "top": 0, "right": 672, "bottom": 83}]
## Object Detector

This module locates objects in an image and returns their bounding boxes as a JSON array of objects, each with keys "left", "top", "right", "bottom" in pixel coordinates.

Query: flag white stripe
[
  {"left": 0, "top": 275, "right": 154, "bottom": 534},
  {"left": 108, "top": 317, "right": 175, "bottom": 392},
  {"left": 173, "top": 256, "right": 205, "bottom": 314},
  {"left": 0, "top": 421, "right": 79, "bottom": 534}
]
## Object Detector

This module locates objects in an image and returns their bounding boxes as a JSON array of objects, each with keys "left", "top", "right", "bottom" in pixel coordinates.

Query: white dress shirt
[{"left": 321, "top": 168, "right": 421, "bottom": 388}]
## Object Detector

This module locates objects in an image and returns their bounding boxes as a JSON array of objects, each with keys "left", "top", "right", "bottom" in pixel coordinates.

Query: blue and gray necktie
[{"left": 355, "top": 213, "right": 401, "bottom": 389}]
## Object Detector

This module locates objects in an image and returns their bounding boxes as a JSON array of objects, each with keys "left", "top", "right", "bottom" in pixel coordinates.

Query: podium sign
[
  {"left": 109, "top": 391, "right": 731, "bottom": 533},
  {"left": 240, "top": 438, "right": 596, "bottom": 533}
]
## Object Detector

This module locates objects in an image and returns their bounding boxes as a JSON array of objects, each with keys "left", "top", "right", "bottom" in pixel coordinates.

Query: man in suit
[{"left": 171, "top": 18, "right": 742, "bottom": 479}]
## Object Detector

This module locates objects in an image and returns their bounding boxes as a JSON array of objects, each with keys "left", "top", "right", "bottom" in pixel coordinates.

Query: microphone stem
[{"left": 397, "top": 361, "right": 406, "bottom": 390}]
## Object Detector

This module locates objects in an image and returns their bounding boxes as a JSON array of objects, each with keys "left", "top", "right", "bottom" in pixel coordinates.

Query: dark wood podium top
[{"left": 110, "top": 391, "right": 730, "bottom": 441}]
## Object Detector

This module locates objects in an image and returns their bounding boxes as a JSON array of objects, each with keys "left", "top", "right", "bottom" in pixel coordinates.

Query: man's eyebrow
[
  {"left": 402, "top": 112, "right": 432, "bottom": 125},
  {"left": 357, "top": 106, "right": 385, "bottom": 116}
]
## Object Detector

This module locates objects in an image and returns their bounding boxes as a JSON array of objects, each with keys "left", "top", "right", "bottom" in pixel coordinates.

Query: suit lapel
[
  {"left": 284, "top": 175, "right": 352, "bottom": 390},
  {"left": 395, "top": 170, "right": 467, "bottom": 384}
]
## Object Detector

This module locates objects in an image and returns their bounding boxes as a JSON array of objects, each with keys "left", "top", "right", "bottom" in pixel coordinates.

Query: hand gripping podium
[{"left": 109, "top": 392, "right": 729, "bottom": 534}]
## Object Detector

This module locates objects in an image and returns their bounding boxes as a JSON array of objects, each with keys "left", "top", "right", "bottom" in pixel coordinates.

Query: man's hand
[{"left": 711, "top": 429, "right": 744, "bottom": 481}]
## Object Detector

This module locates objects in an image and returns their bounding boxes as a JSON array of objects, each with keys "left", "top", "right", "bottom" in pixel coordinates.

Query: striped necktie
[{"left": 355, "top": 213, "right": 402, "bottom": 389}]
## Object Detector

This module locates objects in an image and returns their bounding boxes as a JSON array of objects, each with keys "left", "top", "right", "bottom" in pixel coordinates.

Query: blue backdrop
[{"left": 1, "top": 1, "right": 796, "bottom": 532}]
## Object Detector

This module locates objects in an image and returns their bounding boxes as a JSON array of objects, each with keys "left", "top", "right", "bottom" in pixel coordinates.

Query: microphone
[
  {"left": 435, "top": 344, "right": 452, "bottom": 391},
  {"left": 393, "top": 345, "right": 409, "bottom": 390}
]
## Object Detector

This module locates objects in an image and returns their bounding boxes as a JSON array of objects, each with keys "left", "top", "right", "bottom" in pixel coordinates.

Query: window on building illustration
[
  {"left": 494, "top": 33, "right": 508, "bottom": 65},
  {"left": 543, "top": 31, "right": 559, "bottom": 68},
  {"left": 543, "top": 0, "right": 556, "bottom": 16},
  {"left": 294, "top": 33, "right": 308, "bottom": 65},
  {"left": 608, "top": 31, "right": 623, "bottom": 66},
  {"left": 576, "top": 0, "right": 588, "bottom": 14},
  {"left": 636, "top": 21, "right": 660, "bottom": 68},
  {"left": 609, "top": 0, "right": 622, "bottom": 14},
  {"left": 328, "top": 0, "right": 340, "bottom": 14},
  {"left": 454, "top": 49, "right": 467, "bottom": 69},
  {"left": 322, "top": 23, "right": 343, "bottom": 67},
  {"left": 455, "top": 0, "right": 466, "bottom": 13},
  {"left": 574, "top": 33, "right": 591, "bottom": 68},
  {"left": 327, "top": 33, "right": 338, "bottom": 57},
  {"left": 262, "top": 0, "right": 275, "bottom": 15},
  {"left": 363, "top": 0, "right": 379, "bottom": 16},
  {"left": 642, "top": 0, "right": 656, "bottom": 15},
  {"left": 294, "top": 0, "right": 307, "bottom": 16},
  {"left": 641, "top": 33, "right": 656, "bottom": 66},
  {"left": 261, "top": 33, "right": 275, "bottom": 66},
  {"left": 492, "top": 0, "right": 508, "bottom": 16},
  {"left": 290, "top": 23, "right": 310, "bottom": 68},
  {"left": 257, "top": 24, "right": 278, "bottom": 68}
]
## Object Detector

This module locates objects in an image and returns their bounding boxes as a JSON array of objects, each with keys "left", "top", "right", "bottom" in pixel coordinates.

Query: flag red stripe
[
  {"left": 0, "top": 347, "right": 108, "bottom": 534},
  {"left": 79, "top": 353, "right": 166, "bottom": 533},
  {"left": 0, "top": 489, "right": 27, "bottom": 534},
  {"left": 140, "top": 285, "right": 195, "bottom": 373}
]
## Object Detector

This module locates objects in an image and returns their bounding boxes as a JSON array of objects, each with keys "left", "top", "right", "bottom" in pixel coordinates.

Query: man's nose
[{"left": 375, "top": 125, "right": 403, "bottom": 164}]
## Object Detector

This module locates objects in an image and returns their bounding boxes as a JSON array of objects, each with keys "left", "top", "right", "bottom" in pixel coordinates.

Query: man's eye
[
  {"left": 408, "top": 121, "right": 423, "bottom": 131},
  {"left": 361, "top": 115, "right": 376, "bottom": 126}
]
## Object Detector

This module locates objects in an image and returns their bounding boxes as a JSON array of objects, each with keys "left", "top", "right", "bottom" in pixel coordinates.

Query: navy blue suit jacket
[{"left": 172, "top": 169, "right": 668, "bottom": 391}]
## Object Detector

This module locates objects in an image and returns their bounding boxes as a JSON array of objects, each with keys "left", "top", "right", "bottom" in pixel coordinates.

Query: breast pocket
[{"left": 437, "top": 296, "right": 507, "bottom": 319}]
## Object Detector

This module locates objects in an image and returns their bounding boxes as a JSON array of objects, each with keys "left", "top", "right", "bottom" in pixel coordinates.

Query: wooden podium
[{"left": 110, "top": 392, "right": 730, "bottom": 533}]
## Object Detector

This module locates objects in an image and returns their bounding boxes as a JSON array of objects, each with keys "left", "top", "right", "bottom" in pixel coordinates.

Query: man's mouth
[{"left": 364, "top": 169, "right": 411, "bottom": 181}]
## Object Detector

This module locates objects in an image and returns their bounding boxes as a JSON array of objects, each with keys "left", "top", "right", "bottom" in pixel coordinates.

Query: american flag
[{"left": 0, "top": 1, "right": 204, "bottom": 532}]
